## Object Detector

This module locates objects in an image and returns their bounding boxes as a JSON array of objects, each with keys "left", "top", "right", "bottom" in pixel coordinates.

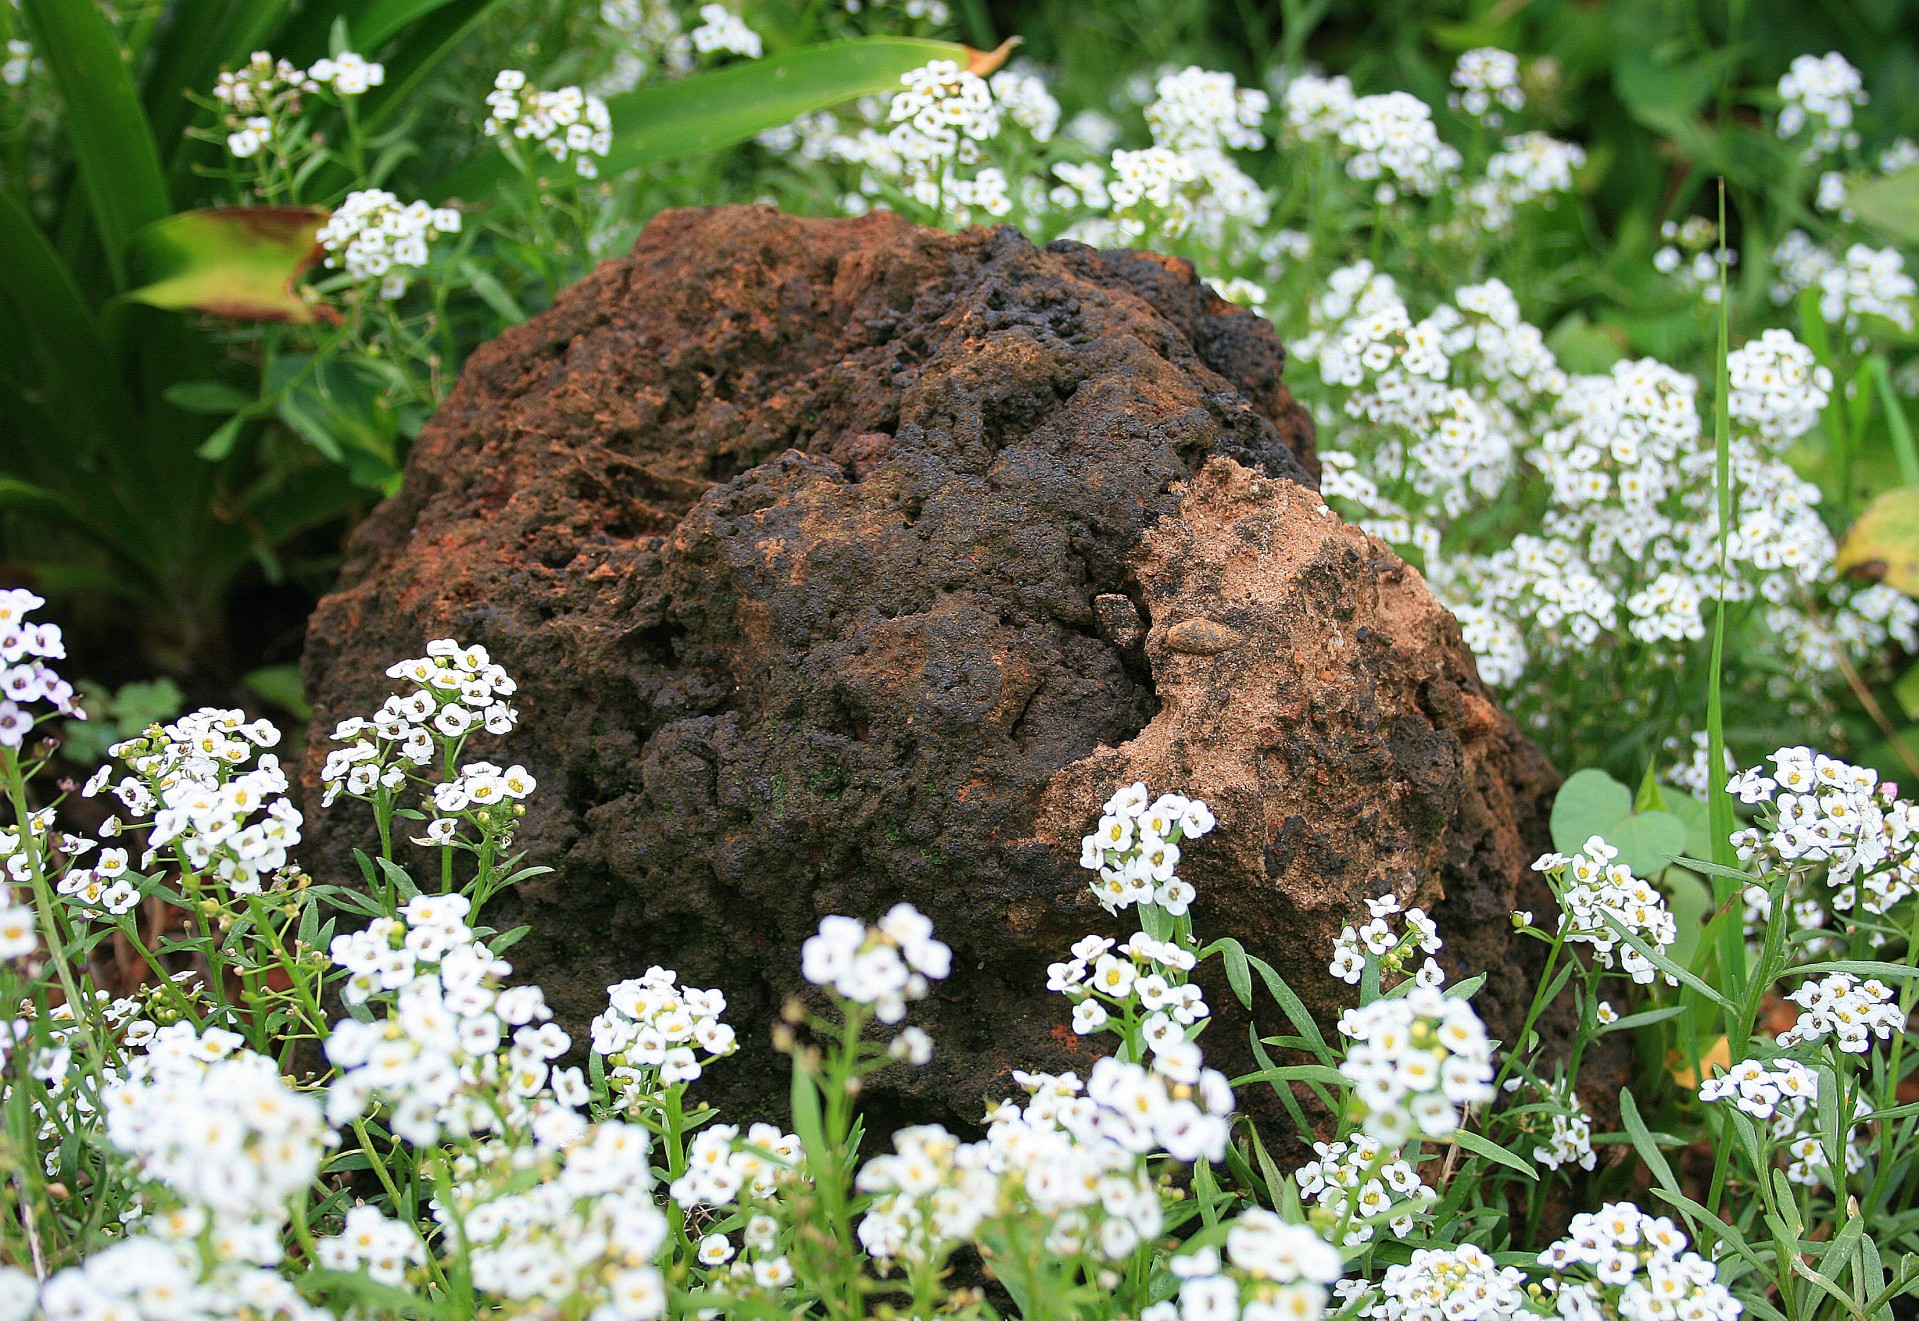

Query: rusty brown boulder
[{"left": 301, "top": 205, "right": 1557, "bottom": 1135}]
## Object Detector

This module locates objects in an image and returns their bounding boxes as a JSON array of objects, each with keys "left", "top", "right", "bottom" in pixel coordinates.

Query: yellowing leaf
[
  {"left": 1668, "top": 1035, "right": 1731, "bottom": 1090},
  {"left": 122, "top": 207, "right": 334, "bottom": 324},
  {"left": 1835, "top": 487, "right": 1919, "bottom": 596}
]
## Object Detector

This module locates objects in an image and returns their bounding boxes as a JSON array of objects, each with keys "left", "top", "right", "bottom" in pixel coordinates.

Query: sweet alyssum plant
[{"left": 0, "top": 598, "right": 1916, "bottom": 1320}]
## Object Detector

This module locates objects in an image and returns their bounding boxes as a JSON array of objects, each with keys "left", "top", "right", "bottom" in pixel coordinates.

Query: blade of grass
[
  {"left": 1707, "top": 181, "right": 1749, "bottom": 1057},
  {"left": 21, "top": 0, "right": 170, "bottom": 286}
]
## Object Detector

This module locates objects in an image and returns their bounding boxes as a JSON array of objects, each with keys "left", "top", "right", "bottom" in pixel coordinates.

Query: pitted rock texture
[{"left": 301, "top": 204, "right": 1557, "bottom": 1136}]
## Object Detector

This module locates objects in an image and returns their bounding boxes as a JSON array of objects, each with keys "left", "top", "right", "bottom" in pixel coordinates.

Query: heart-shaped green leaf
[{"left": 1550, "top": 767, "right": 1689, "bottom": 876}]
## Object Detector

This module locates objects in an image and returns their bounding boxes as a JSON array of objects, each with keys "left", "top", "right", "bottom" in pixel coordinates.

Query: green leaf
[
  {"left": 1847, "top": 168, "right": 1919, "bottom": 247},
  {"left": 0, "top": 187, "right": 133, "bottom": 442},
  {"left": 1895, "top": 661, "right": 1919, "bottom": 721},
  {"left": 21, "top": 0, "right": 170, "bottom": 285},
  {"left": 1550, "top": 767, "right": 1689, "bottom": 875},
  {"left": 163, "top": 381, "right": 253, "bottom": 415},
  {"left": 1446, "top": 1129, "right": 1538, "bottom": 1180},
  {"left": 1228, "top": 1063, "right": 1346, "bottom": 1088},
  {"left": 242, "top": 664, "right": 312, "bottom": 721},
  {"left": 1619, "top": 1087, "right": 1685, "bottom": 1200},
  {"left": 1869, "top": 357, "right": 1919, "bottom": 489},
  {"left": 1835, "top": 487, "right": 1919, "bottom": 596},
  {"left": 1201, "top": 936, "right": 1254, "bottom": 1009},
  {"left": 431, "top": 37, "right": 1009, "bottom": 202},
  {"left": 123, "top": 208, "right": 330, "bottom": 324}
]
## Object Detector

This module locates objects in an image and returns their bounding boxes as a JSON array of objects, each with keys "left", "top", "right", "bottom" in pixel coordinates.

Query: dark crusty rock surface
[{"left": 301, "top": 204, "right": 1558, "bottom": 1136}]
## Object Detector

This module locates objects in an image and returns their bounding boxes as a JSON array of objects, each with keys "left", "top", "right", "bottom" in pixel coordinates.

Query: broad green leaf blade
[
  {"left": 430, "top": 37, "right": 1009, "bottom": 202},
  {"left": 123, "top": 208, "right": 331, "bottom": 324},
  {"left": 1835, "top": 487, "right": 1919, "bottom": 595},
  {"left": 0, "top": 187, "right": 133, "bottom": 442},
  {"left": 21, "top": 0, "right": 170, "bottom": 285}
]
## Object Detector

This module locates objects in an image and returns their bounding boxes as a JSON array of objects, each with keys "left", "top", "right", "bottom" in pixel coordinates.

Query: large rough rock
[{"left": 301, "top": 205, "right": 1558, "bottom": 1136}]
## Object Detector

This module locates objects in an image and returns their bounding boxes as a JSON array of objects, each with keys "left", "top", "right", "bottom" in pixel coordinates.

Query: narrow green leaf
[
  {"left": 1246, "top": 953, "right": 1337, "bottom": 1064},
  {"left": 1620, "top": 1087, "right": 1684, "bottom": 1199},
  {"left": 431, "top": 37, "right": 999, "bottom": 202},
  {"left": 163, "top": 381, "right": 253, "bottom": 415},
  {"left": 1447, "top": 1129, "right": 1537, "bottom": 1180},
  {"left": 1599, "top": 911, "right": 1736, "bottom": 1010},
  {"left": 22, "top": 0, "right": 169, "bottom": 284},
  {"left": 1228, "top": 1063, "right": 1346, "bottom": 1088},
  {"left": 1201, "top": 936, "right": 1254, "bottom": 1009},
  {"left": 1868, "top": 356, "right": 1919, "bottom": 489},
  {"left": 1706, "top": 198, "right": 1746, "bottom": 1053}
]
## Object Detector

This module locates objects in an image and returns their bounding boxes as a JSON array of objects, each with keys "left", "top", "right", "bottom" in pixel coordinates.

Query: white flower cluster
[
  {"left": 322, "top": 639, "right": 521, "bottom": 809},
  {"left": 314, "top": 1204, "right": 427, "bottom": 1285},
  {"left": 0, "top": 588, "right": 79, "bottom": 744},
  {"left": 484, "top": 72, "right": 614, "bottom": 178},
  {"left": 670, "top": 1122, "right": 804, "bottom": 1208},
  {"left": 1533, "top": 837, "right": 1677, "bottom": 984},
  {"left": 801, "top": 903, "right": 951, "bottom": 1021},
  {"left": 325, "top": 894, "right": 585, "bottom": 1147},
  {"left": 2, "top": 39, "right": 33, "bottom": 88},
  {"left": 1339, "top": 985, "right": 1496, "bottom": 1141},
  {"left": 1700, "top": 1058, "right": 1867, "bottom": 1186},
  {"left": 103, "top": 1024, "right": 330, "bottom": 1224},
  {"left": 1078, "top": 783, "right": 1215, "bottom": 914},
  {"left": 888, "top": 58, "right": 1000, "bottom": 164},
  {"left": 1483, "top": 132, "right": 1585, "bottom": 208},
  {"left": 55, "top": 706, "right": 297, "bottom": 916},
  {"left": 689, "top": 4, "right": 762, "bottom": 58},
  {"left": 1330, "top": 893, "right": 1443, "bottom": 986},
  {"left": 855, "top": 1123, "right": 999, "bottom": 1266},
  {"left": 314, "top": 189, "right": 462, "bottom": 299},
  {"left": 443, "top": 1123, "right": 670, "bottom": 1319},
  {"left": 990, "top": 68, "right": 1061, "bottom": 142},
  {"left": 1295, "top": 1134, "right": 1436, "bottom": 1246},
  {"left": 1504, "top": 1071, "right": 1597, "bottom": 1172},
  {"left": 212, "top": 49, "right": 382, "bottom": 160},
  {"left": 1358, "top": 1243, "right": 1529, "bottom": 1321},
  {"left": 1450, "top": 48, "right": 1525, "bottom": 121},
  {"left": 306, "top": 52, "right": 384, "bottom": 95},
  {"left": 1048, "top": 931, "right": 1208, "bottom": 1044},
  {"left": 1537, "top": 1202, "right": 1742, "bottom": 1321},
  {"left": 1727, "top": 328, "right": 1833, "bottom": 441},
  {"left": 1728, "top": 747, "right": 1918, "bottom": 919},
  {"left": 1144, "top": 66, "right": 1269, "bottom": 152},
  {"left": 1284, "top": 82, "right": 1463, "bottom": 203},
  {"left": 590, "top": 965, "right": 738, "bottom": 1110},
  {"left": 33, "top": 1234, "right": 325, "bottom": 1321},
  {"left": 1770, "top": 236, "right": 1918, "bottom": 335},
  {"left": 212, "top": 52, "right": 313, "bottom": 158},
  {"left": 1776, "top": 971, "right": 1904, "bottom": 1053},
  {"left": 1147, "top": 1210, "right": 1344, "bottom": 1321},
  {"left": 592, "top": 0, "right": 694, "bottom": 95},
  {"left": 1776, "top": 52, "right": 1866, "bottom": 156},
  {"left": 978, "top": 1056, "right": 1231, "bottom": 1257}
]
